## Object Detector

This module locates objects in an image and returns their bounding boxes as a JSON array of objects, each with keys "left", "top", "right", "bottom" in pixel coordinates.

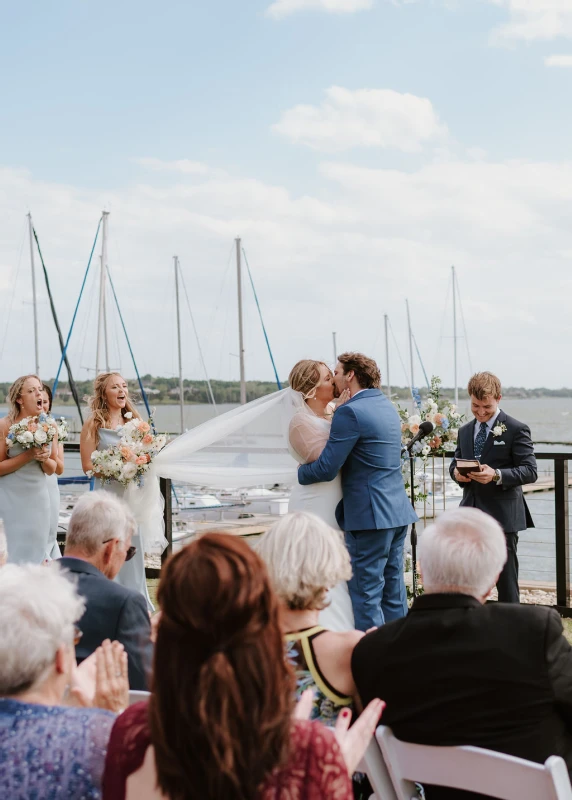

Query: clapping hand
[
  {"left": 70, "top": 639, "right": 129, "bottom": 713},
  {"left": 335, "top": 699, "right": 385, "bottom": 775}
]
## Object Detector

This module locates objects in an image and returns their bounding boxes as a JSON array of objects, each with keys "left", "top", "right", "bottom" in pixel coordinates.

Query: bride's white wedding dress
[{"left": 288, "top": 408, "right": 355, "bottom": 632}]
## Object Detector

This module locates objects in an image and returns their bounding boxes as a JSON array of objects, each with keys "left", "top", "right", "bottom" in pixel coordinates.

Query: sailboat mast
[
  {"left": 332, "top": 331, "right": 337, "bottom": 365},
  {"left": 27, "top": 213, "right": 40, "bottom": 376},
  {"left": 236, "top": 237, "right": 246, "bottom": 404},
  {"left": 96, "top": 211, "right": 110, "bottom": 375},
  {"left": 452, "top": 265, "right": 458, "bottom": 406},
  {"left": 174, "top": 256, "right": 184, "bottom": 433},
  {"left": 406, "top": 298, "right": 414, "bottom": 410},
  {"left": 384, "top": 314, "right": 391, "bottom": 398}
]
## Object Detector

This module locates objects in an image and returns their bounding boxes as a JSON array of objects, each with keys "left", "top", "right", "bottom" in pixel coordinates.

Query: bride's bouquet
[
  {"left": 87, "top": 413, "right": 168, "bottom": 487},
  {"left": 5, "top": 413, "right": 58, "bottom": 451}
]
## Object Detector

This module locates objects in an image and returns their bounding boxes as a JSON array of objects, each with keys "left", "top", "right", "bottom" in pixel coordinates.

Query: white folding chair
[
  {"left": 358, "top": 736, "right": 399, "bottom": 799},
  {"left": 376, "top": 725, "right": 572, "bottom": 800},
  {"left": 128, "top": 689, "right": 151, "bottom": 706}
]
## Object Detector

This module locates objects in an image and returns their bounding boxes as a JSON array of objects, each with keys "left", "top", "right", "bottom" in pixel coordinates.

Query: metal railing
[{"left": 62, "top": 444, "right": 572, "bottom": 611}]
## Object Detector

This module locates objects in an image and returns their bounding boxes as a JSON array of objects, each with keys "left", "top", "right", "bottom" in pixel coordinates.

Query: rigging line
[
  {"left": 413, "top": 334, "right": 430, "bottom": 388},
  {"left": 0, "top": 217, "right": 27, "bottom": 360},
  {"left": 105, "top": 265, "right": 153, "bottom": 426},
  {"left": 33, "top": 226, "right": 84, "bottom": 424},
  {"left": 455, "top": 270, "right": 473, "bottom": 375},
  {"left": 242, "top": 247, "right": 282, "bottom": 391},
  {"left": 388, "top": 318, "right": 411, "bottom": 387},
  {"left": 53, "top": 217, "right": 102, "bottom": 394},
  {"left": 432, "top": 272, "right": 452, "bottom": 376},
  {"left": 177, "top": 263, "right": 218, "bottom": 411}
]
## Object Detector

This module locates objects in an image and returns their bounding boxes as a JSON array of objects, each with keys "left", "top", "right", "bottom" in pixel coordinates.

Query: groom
[{"left": 298, "top": 352, "right": 417, "bottom": 631}]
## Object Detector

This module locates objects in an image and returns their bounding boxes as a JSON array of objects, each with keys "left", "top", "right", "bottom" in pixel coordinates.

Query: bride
[{"left": 287, "top": 360, "right": 355, "bottom": 632}]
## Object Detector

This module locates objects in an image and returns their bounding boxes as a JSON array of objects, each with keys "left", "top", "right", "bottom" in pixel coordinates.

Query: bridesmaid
[
  {"left": 0, "top": 375, "right": 56, "bottom": 563},
  {"left": 80, "top": 372, "right": 152, "bottom": 610},
  {"left": 42, "top": 384, "right": 63, "bottom": 560}
]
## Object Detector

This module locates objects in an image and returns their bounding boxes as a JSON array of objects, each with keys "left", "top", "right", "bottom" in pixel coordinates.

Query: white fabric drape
[{"left": 135, "top": 389, "right": 311, "bottom": 554}]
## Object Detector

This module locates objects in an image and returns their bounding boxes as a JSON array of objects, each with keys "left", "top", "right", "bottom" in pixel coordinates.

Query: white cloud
[
  {"left": 133, "top": 158, "right": 211, "bottom": 175},
  {"left": 489, "top": 1, "right": 572, "bottom": 43},
  {"left": 266, "top": 0, "right": 373, "bottom": 20},
  {"left": 273, "top": 86, "right": 448, "bottom": 152},
  {"left": 545, "top": 54, "right": 572, "bottom": 66},
  {"left": 3, "top": 146, "right": 572, "bottom": 388}
]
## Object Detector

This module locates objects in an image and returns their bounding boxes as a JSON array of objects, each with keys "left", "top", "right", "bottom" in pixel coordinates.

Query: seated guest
[
  {"left": 257, "top": 512, "right": 363, "bottom": 725},
  {"left": 102, "top": 533, "right": 383, "bottom": 800},
  {"left": 352, "top": 507, "right": 572, "bottom": 799},
  {"left": 60, "top": 491, "right": 152, "bottom": 690},
  {"left": 0, "top": 563, "right": 125, "bottom": 799}
]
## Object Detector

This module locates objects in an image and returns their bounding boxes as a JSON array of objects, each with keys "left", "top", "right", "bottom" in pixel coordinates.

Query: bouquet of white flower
[
  {"left": 5, "top": 413, "right": 58, "bottom": 450},
  {"left": 87, "top": 414, "right": 167, "bottom": 487},
  {"left": 396, "top": 376, "right": 464, "bottom": 456},
  {"left": 56, "top": 417, "right": 69, "bottom": 442}
]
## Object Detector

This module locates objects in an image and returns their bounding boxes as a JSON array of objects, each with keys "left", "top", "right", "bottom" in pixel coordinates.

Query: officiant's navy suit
[
  {"left": 450, "top": 409, "right": 537, "bottom": 602},
  {"left": 298, "top": 388, "right": 417, "bottom": 630}
]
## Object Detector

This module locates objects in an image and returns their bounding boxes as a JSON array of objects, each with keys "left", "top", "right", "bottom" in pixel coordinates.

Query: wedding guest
[
  {"left": 0, "top": 563, "right": 128, "bottom": 799},
  {"left": 60, "top": 491, "right": 153, "bottom": 690},
  {"left": 0, "top": 374, "right": 55, "bottom": 563},
  {"left": 257, "top": 511, "right": 363, "bottom": 724},
  {"left": 102, "top": 533, "right": 384, "bottom": 800},
  {"left": 42, "top": 383, "right": 64, "bottom": 560},
  {"left": 80, "top": 372, "right": 152, "bottom": 608},
  {"left": 352, "top": 508, "right": 572, "bottom": 799},
  {"left": 450, "top": 371, "right": 537, "bottom": 602}
]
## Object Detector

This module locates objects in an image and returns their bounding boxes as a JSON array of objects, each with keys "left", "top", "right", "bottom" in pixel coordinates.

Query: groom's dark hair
[{"left": 338, "top": 352, "right": 381, "bottom": 389}]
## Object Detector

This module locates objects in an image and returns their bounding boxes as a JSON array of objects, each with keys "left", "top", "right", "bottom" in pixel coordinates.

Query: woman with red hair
[{"left": 102, "top": 533, "right": 382, "bottom": 799}]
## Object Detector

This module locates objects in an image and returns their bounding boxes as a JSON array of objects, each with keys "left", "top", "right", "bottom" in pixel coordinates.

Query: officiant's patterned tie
[{"left": 474, "top": 421, "right": 489, "bottom": 459}]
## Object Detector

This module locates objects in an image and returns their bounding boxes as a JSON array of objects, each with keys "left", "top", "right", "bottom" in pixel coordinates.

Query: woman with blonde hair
[
  {"left": 80, "top": 372, "right": 151, "bottom": 607},
  {"left": 0, "top": 374, "right": 56, "bottom": 563},
  {"left": 257, "top": 511, "right": 363, "bottom": 725},
  {"left": 287, "top": 360, "right": 354, "bottom": 631}
]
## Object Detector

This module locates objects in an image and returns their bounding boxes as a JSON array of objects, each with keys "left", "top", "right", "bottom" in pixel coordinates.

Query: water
[{"left": 5, "top": 396, "right": 572, "bottom": 586}]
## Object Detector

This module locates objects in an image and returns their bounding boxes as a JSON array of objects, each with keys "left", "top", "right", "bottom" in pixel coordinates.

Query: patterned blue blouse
[{"left": 0, "top": 698, "right": 115, "bottom": 799}]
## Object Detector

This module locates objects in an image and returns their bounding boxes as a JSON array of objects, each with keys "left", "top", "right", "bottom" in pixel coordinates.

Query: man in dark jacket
[
  {"left": 450, "top": 371, "right": 537, "bottom": 602},
  {"left": 352, "top": 508, "right": 572, "bottom": 799},
  {"left": 60, "top": 491, "right": 152, "bottom": 690}
]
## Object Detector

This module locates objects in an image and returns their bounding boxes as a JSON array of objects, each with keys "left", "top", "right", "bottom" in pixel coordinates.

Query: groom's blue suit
[{"left": 298, "top": 388, "right": 418, "bottom": 630}]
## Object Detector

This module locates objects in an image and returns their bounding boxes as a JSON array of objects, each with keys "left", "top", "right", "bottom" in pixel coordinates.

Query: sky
[{"left": 1, "top": 0, "right": 572, "bottom": 390}]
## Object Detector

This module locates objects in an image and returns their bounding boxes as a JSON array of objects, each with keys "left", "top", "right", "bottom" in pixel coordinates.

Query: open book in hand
[{"left": 456, "top": 459, "right": 482, "bottom": 477}]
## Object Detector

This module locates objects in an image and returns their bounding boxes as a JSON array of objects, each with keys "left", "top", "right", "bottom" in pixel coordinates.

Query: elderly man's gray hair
[
  {"left": 0, "top": 563, "right": 85, "bottom": 695},
  {"left": 66, "top": 490, "right": 136, "bottom": 556},
  {"left": 256, "top": 511, "right": 352, "bottom": 611},
  {"left": 419, "top": 507, "right": 507, "bottom": 598}
]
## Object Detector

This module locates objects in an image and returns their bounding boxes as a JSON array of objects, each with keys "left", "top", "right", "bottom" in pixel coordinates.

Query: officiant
[{"left": 449, "top": 371, "right": 537, "bottom": 603}]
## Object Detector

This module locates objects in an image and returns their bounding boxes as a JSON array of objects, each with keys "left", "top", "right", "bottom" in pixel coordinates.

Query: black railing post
[
  {"left": 160, "top": 477, "right": 173, "bottom": 565},
  {"left": 555, "top": 458, "right": 570, "bottom": 608}
]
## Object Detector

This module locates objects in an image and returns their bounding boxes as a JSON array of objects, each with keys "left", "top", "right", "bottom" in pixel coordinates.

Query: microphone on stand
[{"left": 405, "top": 420, "right": 435, "bottom": 453}]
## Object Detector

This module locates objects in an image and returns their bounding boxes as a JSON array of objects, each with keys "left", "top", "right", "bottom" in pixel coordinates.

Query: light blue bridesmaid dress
[
  {"left": 45, "top": 472, "right": 61, "bottom": 560},
  {"left": 0, "top": 443, "right": 51, "bottom": 563},
  {"left": 96, "top": 428, "right": 153, "bottom": 610}
]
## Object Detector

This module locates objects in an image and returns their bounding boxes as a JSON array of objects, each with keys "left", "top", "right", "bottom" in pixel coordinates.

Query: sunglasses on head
[{"left": 102, "top": 538, "right": 137, "bottom": 562}]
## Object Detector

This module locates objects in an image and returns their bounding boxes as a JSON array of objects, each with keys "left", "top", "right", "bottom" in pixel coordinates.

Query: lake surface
[
  {"left": 4, "top": 396, "right": 572, "bottom": 443},
  {"left": 5, "top": 395, "right": 572, "bottom": 586}
]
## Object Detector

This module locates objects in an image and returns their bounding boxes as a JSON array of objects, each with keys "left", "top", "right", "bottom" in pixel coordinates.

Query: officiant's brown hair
[
  {"left": 467, "top": 372, "right": 502, "bottom": 400},
  {"left": 338, "top": 352, "right": 381, "bottom": 389}
]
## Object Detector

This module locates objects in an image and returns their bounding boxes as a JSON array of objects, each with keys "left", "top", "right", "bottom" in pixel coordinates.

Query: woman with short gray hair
[
  {"left": 257, "top": 511, "right": 364, "bottom": 726},
  {"left": 0, "top": 563, "right": 127, "bottom": 799}
]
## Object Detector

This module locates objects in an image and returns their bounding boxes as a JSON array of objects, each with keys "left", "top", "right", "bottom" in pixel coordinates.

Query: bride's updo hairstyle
[
  {"left": 85, "top": 372, "right": 141, "bottom": 441},
  {"left": 288, "top": 359, "right": 330, "bottom": 401},
  {"left": 149, "top": 533, "right": 294, "bottom": 800}
]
